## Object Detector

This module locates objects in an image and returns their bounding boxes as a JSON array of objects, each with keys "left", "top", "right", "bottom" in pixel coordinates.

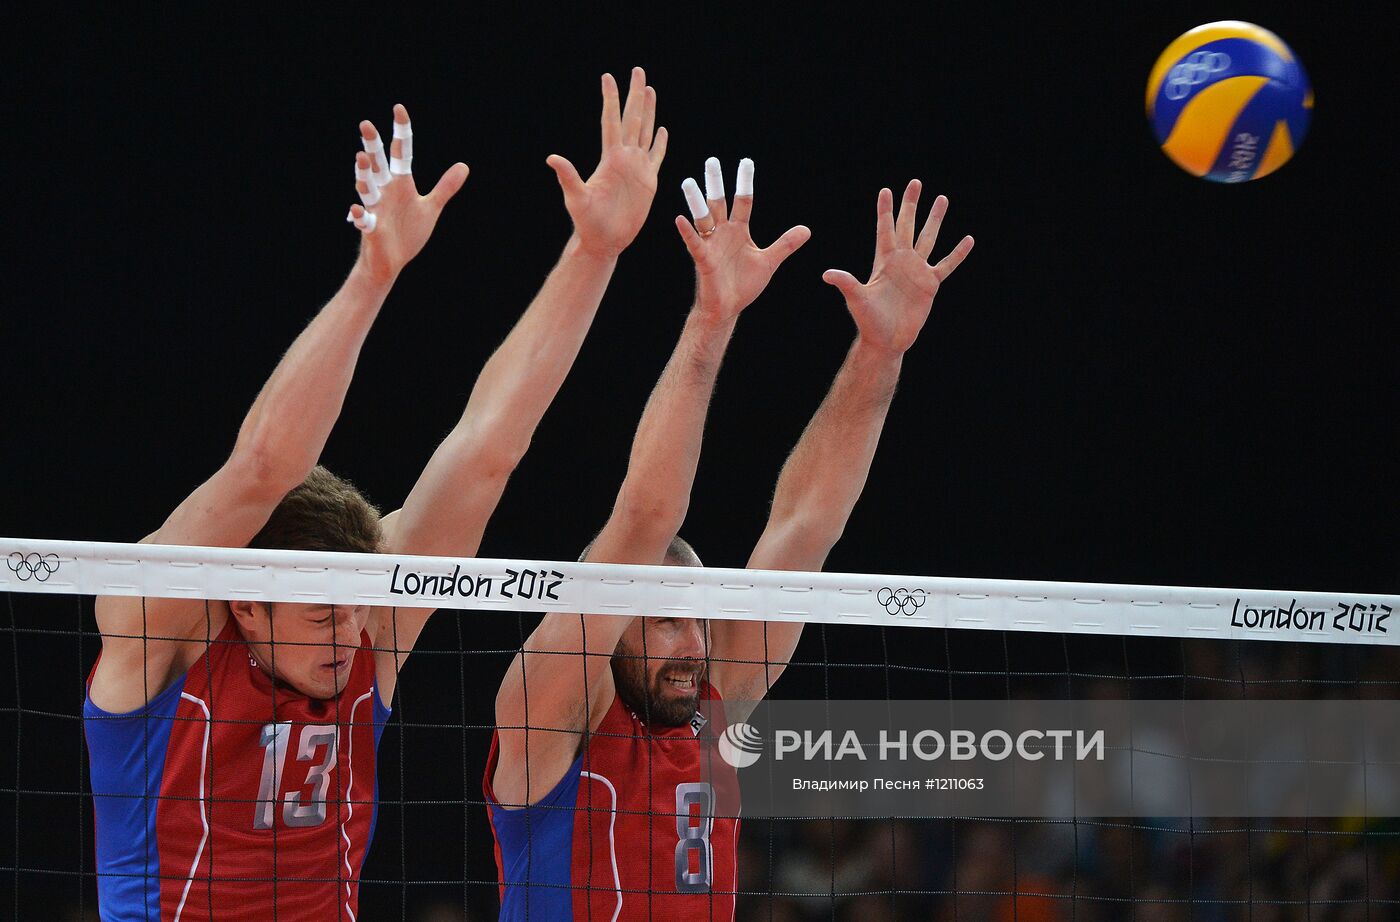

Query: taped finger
[
  {"left": 704, "top": 157, "right": 725, "bottom": 203},
  {"left": 346, "top": 205, "right": 378, "bottom": 233},
  {"left": 390, "top": 119, "right": 413, "bottom": 175},
  {"left": 355, "top": 161, "right": 382, "bottom": 207},
  {"left": 681, "top": 177, "right": 716, "bottom": 236},
  {"left": 362, "top": 130, "right": 393, "bottom": 187},
  {"left": 735, "top": 158, "right": 754, "bottom": 197},
  {"left": 703, "top": 156, "right": 727, "bottom": 223},
  {"left": 730, "top": 158, "right": 755, "bottom": 223}
]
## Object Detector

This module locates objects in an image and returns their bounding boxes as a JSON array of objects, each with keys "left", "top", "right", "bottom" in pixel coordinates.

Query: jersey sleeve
[
  {"left": 83, "top": 670, "right": 189, "bottom": 920},
  {"left": 484, "top": 730, "right": 584, "bottom": 919}
]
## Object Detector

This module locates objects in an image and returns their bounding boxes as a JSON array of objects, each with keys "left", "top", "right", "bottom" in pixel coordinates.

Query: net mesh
[{"left": 4, "top": 565, "right": 1398, "bottom": 920}]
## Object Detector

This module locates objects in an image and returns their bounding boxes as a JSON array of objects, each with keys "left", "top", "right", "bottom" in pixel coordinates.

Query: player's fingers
[
  {"left": 682, "top": 177, "right": 716, "bottom": 237},
  {"left": 425, "top": 162, "right": 469, "bottom": 213},
  {"left": 390, "top": 104, "right": 413, "bottom": 179},
  {"left": 648, "top": 126, "right": 669, "bottom": 169},
  {"left": 361, "top": 121, "right": 393, "bottom": 189},
  {"left": 914, "top": 194, "right": 949, "bottom": 261},
  {"left": 600, "top": 73, "right": 621, "bottom": 149},
  {"left": 389, "top": 136, "right": 411, "bottom": 195},
  {"left": 703, "top": 157, "right": 728, "bottom": 223},
  {"left": 894, "top": 179, "right": 921, "bottom": 248},
  {"left": 729, "top": 158, "right": 755, "bottom": 224},
  {"left": 675, "top": 214, "right": 705, "bottom": 260},
  {"left": 821, "top": 268, "right": 862, "bottom": 299},
  {"left": 355, "top": 152, "right": 382, "bottom": 207},
  {"left": 546, "top": 154, "right": 587, "bottom": 199},
  {"left": 763, "top": 224, "right": 812, "bottom": 267},
  {"left": 620, "top": 66, "right": 646, "bottom": 146},
  {"left": 638, "top": 85, "right": 656, "bottom": 148},
  {"left": 874, "top": 187, "right": 895, "bottom": 260},
  {"left": 346, "top": 203, "right": 377, "bottom": 233},
  {"left": 932, "top": 235, "right": 975, "bottom": 281}
]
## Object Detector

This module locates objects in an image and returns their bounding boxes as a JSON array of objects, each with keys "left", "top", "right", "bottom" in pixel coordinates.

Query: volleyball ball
[{"left": 1146, "top": 21, "right": 1312, "bottom": 182}]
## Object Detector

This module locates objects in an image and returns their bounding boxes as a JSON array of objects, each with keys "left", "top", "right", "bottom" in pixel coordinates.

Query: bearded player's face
[
  {"left": 232, "top": 602, "right": 371, "bottom": 700},
  {"left": 612, "top": 616, "right": 710, "bottom": 726}
]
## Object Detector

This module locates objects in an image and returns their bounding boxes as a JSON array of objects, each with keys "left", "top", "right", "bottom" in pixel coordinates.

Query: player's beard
[{"left": 612, "top": 654, "right": 704, "bottom": 728}]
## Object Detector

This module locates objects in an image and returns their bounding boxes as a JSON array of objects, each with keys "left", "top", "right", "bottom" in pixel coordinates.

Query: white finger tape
[
  {"left": 704, "top": 156, "right": 725, "bottom": 202},
  {"left": 355, "top": 164, "right": 382, "bottom": 206},
  {"left": 346, "top": 209, "right": 377, "bottom": 233},
  {"left": 390, "top": 120, "right": 413, "bottom": 175},
  {"left": 362, "top": 133, "right": 394, "bottom": 185},
  {"left": 736, "top": 158, "right": 754, "bottom": 197},
  {"left": 681, "top": 177, "right": 710, "bottom": 220}
]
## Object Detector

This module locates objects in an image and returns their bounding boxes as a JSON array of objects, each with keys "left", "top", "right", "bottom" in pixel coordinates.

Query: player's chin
[{"left": 287, "top": 674, "right": 339, "bottom": 700}]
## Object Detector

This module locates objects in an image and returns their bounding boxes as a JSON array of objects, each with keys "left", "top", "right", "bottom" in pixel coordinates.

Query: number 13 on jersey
[{"left": 255, "top": 722, "right": 338, "bottom": 829}]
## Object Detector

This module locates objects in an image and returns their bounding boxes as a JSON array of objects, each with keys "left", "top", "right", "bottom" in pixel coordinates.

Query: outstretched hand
[
  {"left": 823, "top": 181, "right": 973, "bottom": 355},
  {"left": 676, "top": 157, "right": 810, "bottom": 323},
  {"left": 346, "top": 103, "right": 469, "bottom": 283},
  {"left": 547, "top": 67, "right": 668, "bottom": 259}
]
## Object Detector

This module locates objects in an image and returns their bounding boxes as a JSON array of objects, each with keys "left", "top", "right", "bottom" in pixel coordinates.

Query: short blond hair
[{"left": 249, "top": 465, "right": 383, "bottom": 554}]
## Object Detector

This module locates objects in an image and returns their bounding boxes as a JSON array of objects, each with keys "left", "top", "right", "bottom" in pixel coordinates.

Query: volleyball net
[{"left": 4, "top": 537, "right": 1399, "bottom": 919}]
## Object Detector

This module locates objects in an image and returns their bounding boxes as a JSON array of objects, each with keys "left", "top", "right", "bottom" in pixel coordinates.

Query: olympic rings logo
[
  {"left": 877, "top": 587, "right": 927, "bottom": 617},
  {"left": 6, "top": 552, "right": 61, "bottom": 582},
  {"left": 1164, "top": 51, "right": 1232, "bottom": 100}
]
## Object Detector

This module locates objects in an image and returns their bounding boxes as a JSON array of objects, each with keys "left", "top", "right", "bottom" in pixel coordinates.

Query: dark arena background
[{"left": 3, "top": 3, "right": 1397, "bottom": 920}]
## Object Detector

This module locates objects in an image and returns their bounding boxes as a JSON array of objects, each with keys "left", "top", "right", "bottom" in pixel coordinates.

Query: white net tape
[{"left": 4, "top": 537, "right": 1395, "bottom": 645}]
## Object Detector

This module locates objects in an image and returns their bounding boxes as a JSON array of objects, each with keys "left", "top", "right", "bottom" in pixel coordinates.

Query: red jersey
[
  {"left": 485, "top": 681, "right": 741, "bottom": 921},
  {"left": 84, "top": 618, "right": 391, "bottom": 921}
]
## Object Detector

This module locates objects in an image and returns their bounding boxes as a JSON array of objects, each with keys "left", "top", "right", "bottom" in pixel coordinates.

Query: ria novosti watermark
[{"left": 697, "top": 700, "right": 1400, "bottom": 818}]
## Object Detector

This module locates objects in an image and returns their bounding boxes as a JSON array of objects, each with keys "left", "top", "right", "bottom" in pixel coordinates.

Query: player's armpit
[
  {"left": 491, "top": 613, "right": 611, "bottom": 808},
  {"left": 88, "top": 595, "right": 219, "bottom": 712},
  {"left": 88, "top": 462, "right": 300, "bottom": 711}
]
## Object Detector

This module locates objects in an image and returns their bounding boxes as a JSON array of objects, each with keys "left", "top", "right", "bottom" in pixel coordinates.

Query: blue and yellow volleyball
[{"left": 1147, "top": 21, "right": 1312, "bottom": 182}]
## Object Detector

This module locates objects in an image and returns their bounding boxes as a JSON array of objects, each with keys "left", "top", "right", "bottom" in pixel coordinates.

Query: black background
[{"left": 3, "top": 2, "right": 1396, "bottom": 918}]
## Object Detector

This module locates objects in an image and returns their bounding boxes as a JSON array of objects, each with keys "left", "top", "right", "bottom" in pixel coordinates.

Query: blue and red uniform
[
  {"left": 84, "top": 618, "right": 390, "bottom": 921},
  {"left": 485, "top": 681, "right": 740, "bottom": 921}
]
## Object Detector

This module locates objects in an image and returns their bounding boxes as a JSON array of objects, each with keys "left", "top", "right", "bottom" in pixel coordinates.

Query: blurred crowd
[{"left": 733, "top": 815, "right": 1400, "bottom": 921}]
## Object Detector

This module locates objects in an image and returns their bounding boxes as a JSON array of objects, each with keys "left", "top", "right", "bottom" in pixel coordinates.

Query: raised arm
[
  {"left": 89, "top": 107, "right": 466, "bottom": 712},
  {"left": 372, "top": 71, "right": 667, "bottom": 686},
  {"left": 492, "top": 158, "right": 809, "bottom": 806},
  {"left": 711, "top": 180, "right": 974, "bottom": 705}
]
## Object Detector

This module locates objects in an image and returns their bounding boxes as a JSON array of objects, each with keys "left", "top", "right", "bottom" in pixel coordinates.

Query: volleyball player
[
  {"left": 84, "top": 68, "right": 667, "bottom": 921},
  {"left": 488, "top": 167, "right": 973, "bottom": 920}
]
